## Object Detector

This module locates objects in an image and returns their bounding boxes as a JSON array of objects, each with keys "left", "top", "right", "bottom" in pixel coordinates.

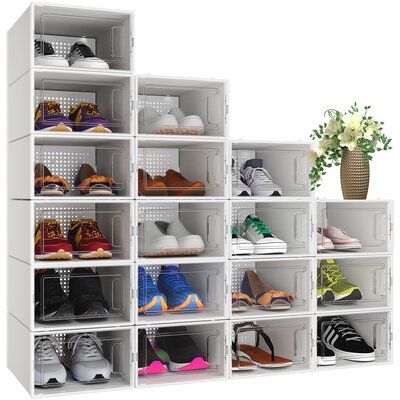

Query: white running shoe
[
  {"left": 34, "top": 40, "right": 69, "bottom": 67},
  {"left": 168, "top": 107, "right": 204, "bottom": 135},
  {"left": 67, "top": 42, "right": 109, "bottom": 70},
  {"left": 231, "top": 224, "right": 254, "bottom": 255},
  {"left": 242, "top": 215, "right": 287, "bottom": 254},
  {"left": 138, "top": 107, "right": 179, "bottom": 135},
  {"left": 67, "top": 334, "right": 111, "bottom": 382},
  {"left": 34, "top": 336, "right": 67, "bottom": 387},
  {"left": 240, "top": 159, "right": 282, "bottom": 197},
  {"left": 166, "top": 219, "right": 205, "bottom": 255},
  {"left": 138, "top": 221, "right": 179, "bottom": 257},
  {"left": 231, "top": 159, "right": 251, "bottom": 197}
]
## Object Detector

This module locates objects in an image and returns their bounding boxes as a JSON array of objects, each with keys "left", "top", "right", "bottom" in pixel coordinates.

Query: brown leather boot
[
  {"left": 154, "top": 169, "right": 205, "bottom": 196},
  {"left": 138, "top": 168, "right": 167, "bottom": 196}
]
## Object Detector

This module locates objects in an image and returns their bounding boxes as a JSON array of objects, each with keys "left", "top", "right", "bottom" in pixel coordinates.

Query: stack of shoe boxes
[{"left": 6, "top": 3, "right": 393, "bottom": 397}]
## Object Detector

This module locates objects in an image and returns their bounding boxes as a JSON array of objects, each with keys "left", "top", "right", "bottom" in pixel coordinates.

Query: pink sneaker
[
  {"left": 317, "top": 230, "right": 334, "bottom": 251},
  {"left": 323, "top": 226, "right": 362, "bottom": 250}
]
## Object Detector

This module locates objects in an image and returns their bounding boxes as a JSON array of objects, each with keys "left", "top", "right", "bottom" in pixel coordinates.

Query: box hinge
[
  {"left": 131, "top": 37, "right": 135, "bottom": 48},
  {"left": 310, "top": 329, "right": 315, "bottom": 357},
  {"left": 224, "top": 335, "right": 229, "bottom": 359},
  {"left": 224, "top": 96, "right": 229, "bottom": 124},
  {"left": 389, "top": 323, "right": 393, "bottom": 349}
]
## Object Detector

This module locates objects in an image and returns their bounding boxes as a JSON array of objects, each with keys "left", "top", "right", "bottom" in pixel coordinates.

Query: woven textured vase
[{"left": 340, "top": 147, "right": 370, "bottom": 199}]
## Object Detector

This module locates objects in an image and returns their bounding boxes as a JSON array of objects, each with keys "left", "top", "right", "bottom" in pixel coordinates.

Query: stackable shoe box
[{"left": 6, "top": 3, "right": 393, "bottom": 397}]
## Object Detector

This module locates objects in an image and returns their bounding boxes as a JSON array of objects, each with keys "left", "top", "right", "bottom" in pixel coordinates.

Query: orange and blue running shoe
[
  {"left": 138, "top": 267, "right": 167, "bottom": 314},
  {"left": 157, "top": 265, "right": 204, "bottom": 312}
]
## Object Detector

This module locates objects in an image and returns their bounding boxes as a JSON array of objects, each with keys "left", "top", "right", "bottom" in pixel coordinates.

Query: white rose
[
  {"left": 316, "top": 138, "right": 332, "bottom": 156},
  {"left": 364, "top": 127, "right": 374, "bottom": 140},
  {"left": 307, "top": 150, "right": 318, "bottom": 165},
  {"left": 324, "top": 119, "right": 341, "bottom": 136},
  {"left": 343, "top": 113, "right": 363, "bottom": 130},
  {"left": 339, "top": 126, "right": 361, "bottom": 150}
]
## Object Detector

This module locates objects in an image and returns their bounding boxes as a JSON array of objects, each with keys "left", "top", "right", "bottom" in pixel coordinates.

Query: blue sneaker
[
  {"left": 157, "top": 265, "right": 204, "bottom": 311},
  {"left": 138, "top": 267, "right": 167, "bottom": 314}
]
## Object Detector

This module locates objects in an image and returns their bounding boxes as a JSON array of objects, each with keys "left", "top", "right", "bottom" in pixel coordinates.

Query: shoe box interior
[
  {"left": 317, "top": 256, "right": 392, "bottom": 313},
  {"left": 137, "top": 138, "right": 227, "bottom": 197},
  {"left": 317, "top": 201, "right": 392, "bottom": 255},
  {"left": 136, "top": 76, "right": 227, "bottom": 138},
  {"left": 231, "top": 316, "right": 313, "bottom": 377},
  {"left": 137, "top": 201, "right": 227, "bottom": 261},
  {"left": 137, "top": 263, "right": 227, "bottom": 325},
  {"left": 231, "top": 259, "right": 313, "bottom": 317},
  {"left": 34, "top": 70, "right": 132, "bottom": 134},
  {"left": 231, "top": 142, "right": 311, "bottom": 197},
  {"left": 136, "top": 322, "right": 227, "bottom": 387},
  {"left": 231, "top": 200, "right": 314, "bottom": 257},
  {"left": 34, "top": 4, "right": 133, "bottom": 71}
]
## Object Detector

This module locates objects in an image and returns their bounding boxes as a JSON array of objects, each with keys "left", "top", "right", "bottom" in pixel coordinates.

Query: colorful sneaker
[
  {"left": 316, "top": 268, "right": 335, "bottom": 303},
  {"left": 242, "top": 215, "right": 287, "bottom": 254},
  {"left": 138, "top": 266, "right": 168, "bottom": 314},
  {"left": 34, "top": 101, "right": 73, "bottom": 132},
  {"left": 322, "top": 226, "right": 362, "bottom": 250},
  {"left": 67, "top": 42, "right": 109, "bottom": 70},
  {"left": 138, "top": 329, "right": 168, "bottom": 376},
  {"left": 35, "top": 219, "right": 73, "bottom": 261},
  {"left": 69, "top": 103, "right": 112, "bottom": 133},
  {"left": 34, "top": 164, "right": 70, "bottom": 196},
  {"left": 317, "top": 230, "right": 335, "bottom": 252},
  {"left": 74, "top": 163, "right": 116, "bottom": 196},
  {"left": 231, "top": 224, "right": 254, "bottom": 255},
  {"left": 317, "top": 334, "right": 336, "bottom": 366},
  {"left": 232, "top": 159, "right": 251, "bottom": 197},
  {"left": 34, "top": 39, "right": 69, "bottom": 67},
  {"left": 231, "top": 292, "right": 252, "bottom": 312},
  {"left": 319, "top": 259, "right": 362, "bottom": 302},
  {"left": 68, "top": 219, "right": 112, "bottom": 259},
  {"left": 157, "top": 265, "right": 204, "bottom": 312}
]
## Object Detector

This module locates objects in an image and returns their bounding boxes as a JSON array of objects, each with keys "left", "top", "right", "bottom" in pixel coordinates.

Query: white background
[{"left": 0, "top": 0, "right": 398, "bottom": 399}]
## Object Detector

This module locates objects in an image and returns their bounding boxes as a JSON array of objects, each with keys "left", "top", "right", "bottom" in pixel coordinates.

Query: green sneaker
[{"left": 319, "top": 259, "right": 362, "bottom": 302}]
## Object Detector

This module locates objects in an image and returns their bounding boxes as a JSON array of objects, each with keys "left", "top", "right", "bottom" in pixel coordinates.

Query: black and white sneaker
[
  {"left": 67, "top": 42, "right": 109, "bottom": 70},
  {"left": 318, "top": 316, "right": 375, "bottom": 362},
  {"left": 317, "top": 335, "right": 336, "bottom": 366},
  {"left": 34, "top": 39, "right": 69, "bottom": 67}
]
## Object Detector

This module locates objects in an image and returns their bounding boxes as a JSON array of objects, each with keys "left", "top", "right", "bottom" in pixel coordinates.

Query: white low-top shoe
[
  {"left": 242, "top": 215, "right": 287, "bottom": 254},
  {"left": 169, "top": 107, "right": 204, "bottom": 135},
  {"left": 138, "top": 107, "right": 179, "bottom": 134},
  {"left": 34, "top": 40, "right": 69, "bottom": 67},
  {"left": 241, "top": 158, "right": 282, "bottom": 197},
  {"left": 138, "top": 221, "right": 179, "bottom": 257},
  {"left": 67, "top": 42, "right": 109, "bottom": 70},
  {"left": 232, "top": 159, "right": 251, "bottom": 196},
  {"left": 231, "top": 224, "right": 254, "bottom": 255},
  {"left": 166, "top": 219, "right": 205, "bottom": 255}
]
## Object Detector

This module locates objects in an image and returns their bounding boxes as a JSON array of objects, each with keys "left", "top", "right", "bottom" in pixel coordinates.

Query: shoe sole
[
  {"left": 81, "top": 125, "right": 112, "bottom": 134},
  {"left": 138, "top": 296, "right": 168, "bottom": 314},
  {"left": 35, "top": 251, "right": 73, "bottom": 261},
  {"left": 317, "top": 244, "right": 335, "bottom": 251},
  {"left": 253, "top": 245, "right": 287, "bottom": 255},
  {"left": 324, "top": 342, "right": 375, "bottom": 362},
  {"left": 78, "top": 250, "right": 112, "bottom": 259},
  {"left": 37, "top": 190, "right": 65, "bottom": 196},
  {"left": 37, "top": 125, "right": 73, "bottom": 132},
  {"left": 333, "top": 244, "right": 362, "bottom": 250},
  {"left": 151, "top": 128, "right": 204, "bottom": 136},
  {"left": 332, "top": 288, "right": 362, "bottom": 302},
  {"left": 139, "top": 248, "right": 204, "bottom": 257},
  {"left": 237, "top": 351, "right": 293, "bottom": 368},
  {"left": 154, "top": 349, "right": 209, "bottom": 372},
  {"left": 168, "top": 294, "right": 204, "bottom": 312},
  {"left": 317, "top": 290, "right": 336, "bottom": 303},
  {"left": 138, "top": 360, "right": 168, "bottom": 376},
  {"left": 317, "top": 355, "right": 337, "bottom": 366},
  {"left": 231, "top": 245, "right": 254, "bottom": 255}
]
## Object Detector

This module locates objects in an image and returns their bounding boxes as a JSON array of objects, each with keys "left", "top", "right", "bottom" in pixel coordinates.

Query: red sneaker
[
  {"left": 68, "top": 219, "right": 112, "bottom": 259},
  {"left": 34, "top": 219, "right": 73, "bottom": 260}
]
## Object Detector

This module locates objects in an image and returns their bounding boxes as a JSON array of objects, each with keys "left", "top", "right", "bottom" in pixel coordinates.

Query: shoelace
[
  {"left": 81, "top": 220, "right": 103, "bottom": 238},
  {"left": 75, "top": 43, "right": 96, "bottom": 58},
  {"left": 138, "top": 270, "right": 157, "bottom": 293},
  {"left": 35, "top": 40, "right": 55, "bottom": 56},
  {"left": 42, "top": 220, "right": 63, "bottom": 239},
  {"left": 245, "top": 167, "right": 273, "bottom": 184},
  {"left": 246, "top": 217, "right": 271, "bottom": 235},
  {"left": 323, "top": 264, "right": 346, "bottom": 284},
  {"left": 35, "top": 336, "right": 61, "bottom": 361},
  {"left": 231, "top": 167, "right": 245, "bottom": 183},
  {"left": 329, "top": 317, "right": 362, "bottom": 342},
  {"left": 163, "top": 270, "right": 193, "bottom": 292},
  {"left": 67, "top": 333, "right": 103, "bottom": 358}
]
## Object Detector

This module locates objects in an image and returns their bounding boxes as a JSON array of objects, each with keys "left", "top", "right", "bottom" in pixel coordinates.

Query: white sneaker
[
  {"left": 67, "top": 42, "right": 109, "bottom": 70},
  {"left": 240, "top": 159, "right": 282, "bottom": 197},
  {"left": 166, "top": 219, "right": 205, "bottom": 255},
  {"left": 138, "top": 107, "right": 179, "bottom": 134},
  {"left": 34, "top": 40, "right": 69, "bottom": 67},
  {"left": 232, "top": 159, "right": 251, "bottom": 197},
  {"left": 231, "top": 224, "right": 254, "bottom": 255},
  {"left": 67, "top": 334, "right": 111, "bottom": 382},
  {"left": 34, "top": 337, "right": 67, "bottom": 387},
  {"left": 242, "top": 215, "right": 287, "bottom": 254},
  {"left": 138, "top": 221, "right": 179, "bottom": 257},
  {"left": 169, "top": 107, "right": 204, "bottom": 135}
]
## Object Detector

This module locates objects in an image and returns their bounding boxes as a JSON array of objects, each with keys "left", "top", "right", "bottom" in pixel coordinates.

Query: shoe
[
  {"left": 138, "top": 329, "right": 167, "bottom": 375},
  {"left": 34, "top": 163, "right": 70, "bottom": 196},
  {"left": 35, "top": 269, "right": 74, "bottom": 322},
  {"left": 67, "top": 42, "right": 109, "bottom": 70},
  {"left": 319, "top": 259, "right": 362, "bottom": 302},
  {"left": 231, "top": 159, "right": 251, "bottom": 197},
  {"left": 34, "top": 336, "right": 67, "bottom": 387},
  {"left": 35, "top": 219, "right": 73, "bottom": 261},
  {"left": 322, "top": 226, "right": 362, "bottom": 250},
  {"left": 34, "top": 39, "right": 69, "bottom": 67},
  {"left": 138, "top": 169, "right": 168, "bottom": 196},
  {"left": 67, "top": 334, "right": 111, "bottom": 382},
  {"left": 240, "top": 159, "right": 282, "bottom": 196},
  {"left": 240, "top": 269, "right": 293, "bottom": 310},
  {"left": 318, "top": 316, "right": 375, "bottom": 362},
  {"left": 74, "top": 163, "right": 116, "bottom": 196},
  {"left": 138, "top": 266, "right": 168, "bottom": 314},
  {"left": 317, "top": 230, "right": 335, "bottom": 252},
  {"left": 34, "top": 101, "right": 73, "bottom": 132},
  {"left": 317, "top": 335, "right": 336, "bottom": 366},
  {"left": 68, "top": 219, "right": 112, "bottom": 259},
  {"left": 138, "top": 107, "right": 179, "bottom": 135},
  {"left": 138, "top": 221, "right": 179, "bottom": 257},
  {"left": 231, "top": 292, "right": 252, "bottom": 312},
  {"left": 154, "top": 326, "right": 209, "bottom": 372},
  {"left": 157, "top": 265, "right": 204, "bottom": 311},
  {"left": 168, "top": 107, "right": 204, "bottom": 135},
  {"left": 316, "top": 269, "right": 335, "bottom": 303},
  {"left": 154, "top": 169, "right": 205, "bottom": 197},
  {"left": 242, "top": 215, "right": 287, "bottom": 254},
  {"left": 68, "top": 268, "right": 110, "bottom": 318},
  {"left": 231, "top": 224, "right": 254, "bottom": 255},
  {"left": 69, "top": 103, "right": 112, "bottom": 133},
  {"left": 163, "top": 219, "right": 205, "bottom": 255}
]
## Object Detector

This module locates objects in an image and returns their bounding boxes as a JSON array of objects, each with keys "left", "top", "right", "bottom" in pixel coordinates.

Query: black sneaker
[
  {"left": 35, "top": 269, "right": 73, "bottom": 322},
  {"left": 68, "top": 268, "right": 109, "bottom": 319},
  {"left": 67, "top": 42, "right": 109, "bottom": 70},
  {"left": 34, "top": 39, "right": 69, "bottom": 67},
  {"left": 318, "top": 316, "right": 375, "bottom": 362},
  {"left": 154, "top": 326, "right": 209, "bottom": 372},
  {"left": 317, "top": 335, "right": 336, "bottom": 366},
  {"left": 138, "top": 329, "right": 167, "bottom": 376}
]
